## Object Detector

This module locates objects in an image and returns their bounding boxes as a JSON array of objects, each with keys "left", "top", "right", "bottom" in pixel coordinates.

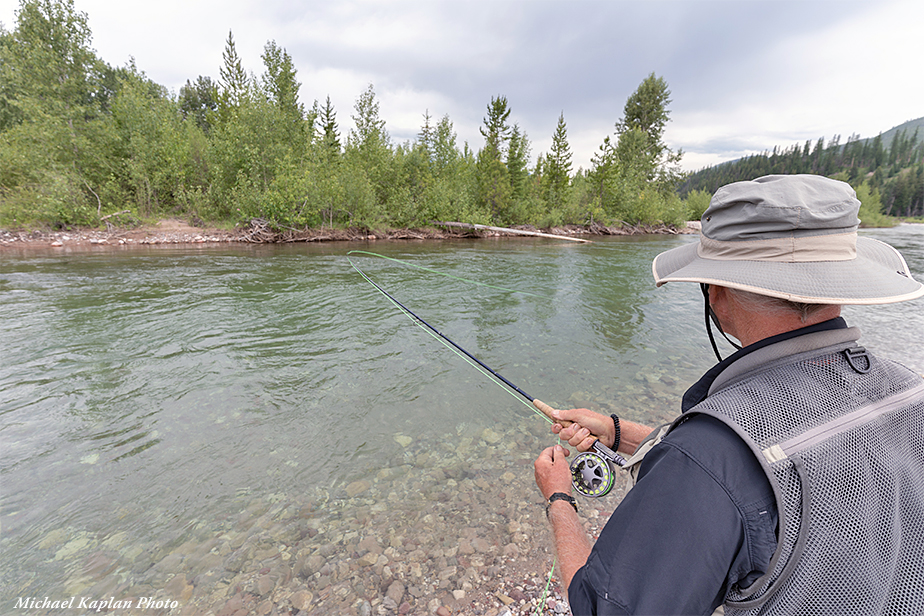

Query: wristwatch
[{"left": 546, "top": 492, "right": 578, "bottom": 518}]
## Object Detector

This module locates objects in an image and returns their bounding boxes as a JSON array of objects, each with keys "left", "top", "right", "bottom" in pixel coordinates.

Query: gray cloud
[{"left": 2, "top": 0, "right": 920, "bottom": 172}]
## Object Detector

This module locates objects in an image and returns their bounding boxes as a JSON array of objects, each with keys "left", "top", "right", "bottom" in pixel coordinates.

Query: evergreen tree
[
  {"left": 418, "top": 109, "right": 434, "bottom": 161},
  {"left": 219, "top": 30, "right": 249, "bottom": 108},
  {"left": 507, "top": 124, "right": 530, "bottom": 201},
  {"left": 475, "top": 96, "right": 514, "bottom": 222},
  {"left": 318, "top": 95, "right": 340, "bottom": 160},
  {"left": 544, "top": 112, "right": 572, "bottom": 204},
  {"left": 479, "top": 95, "right": 511, "bottom": 162}
]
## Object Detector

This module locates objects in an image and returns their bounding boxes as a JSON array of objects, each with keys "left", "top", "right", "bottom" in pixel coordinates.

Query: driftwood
[{"left": 432, "top": 221, "right": 592, "bottom": 243}]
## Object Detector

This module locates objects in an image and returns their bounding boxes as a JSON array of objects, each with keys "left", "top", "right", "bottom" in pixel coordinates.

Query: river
[{"left": 1, "top": 225, "right": 922, "bottom": 615}]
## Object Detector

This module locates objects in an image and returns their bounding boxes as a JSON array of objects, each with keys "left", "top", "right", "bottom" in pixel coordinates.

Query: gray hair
[{"left": 726, "top": 288, "right": 838, "bottom": 323}]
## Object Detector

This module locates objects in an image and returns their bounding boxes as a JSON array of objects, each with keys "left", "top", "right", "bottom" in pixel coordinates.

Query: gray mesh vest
[{"left": 632, "top": 328, "right": 924, "bottom": 615}]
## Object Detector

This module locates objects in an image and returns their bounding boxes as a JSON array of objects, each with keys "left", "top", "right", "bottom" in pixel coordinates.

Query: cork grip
[{"left": 532, "top": 398, "right": 603, "bottom": 448}]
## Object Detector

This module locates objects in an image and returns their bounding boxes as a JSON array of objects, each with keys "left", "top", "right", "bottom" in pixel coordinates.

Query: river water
[{"left": 1, "top": 226, "right": 922, "bottom": 615}]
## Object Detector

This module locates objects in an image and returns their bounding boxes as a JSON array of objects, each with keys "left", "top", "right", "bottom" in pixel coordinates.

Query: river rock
[
  {"left": 481, "top": 428, "right": 502, "bottom": 444},
  {"left": 386, "top": 579, "right": 405, "bottom": 605},
  {"left": 290, "top": 590, "right": 313, "bottom": 610},
  {"left": 346, "top": 480, "right": 371, "bottom": 497},
  {"left": 256, "top": 574, "right": 274, "bottom": 596}
]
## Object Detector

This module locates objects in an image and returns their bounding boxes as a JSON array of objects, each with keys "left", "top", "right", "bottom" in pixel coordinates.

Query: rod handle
[{"left": 532, "top": 398, "right": 599, "bottom": 446}]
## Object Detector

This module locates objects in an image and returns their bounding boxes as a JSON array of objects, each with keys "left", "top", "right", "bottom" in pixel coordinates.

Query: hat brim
[{"left": 653, "top": 236, "right": 924, "bottom": 305}]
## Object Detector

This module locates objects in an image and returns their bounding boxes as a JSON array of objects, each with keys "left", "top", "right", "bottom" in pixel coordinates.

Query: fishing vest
[{"left": 623, "top": 327, "right": 924, "bottom": 615}]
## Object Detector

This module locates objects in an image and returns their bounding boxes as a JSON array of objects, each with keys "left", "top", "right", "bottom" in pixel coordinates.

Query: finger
[
  {"left": 577, "top": 435, "right": 598, "bottom": 452},
  {"left": 536, "top": 445, "right": 556, "bottom": 464}
]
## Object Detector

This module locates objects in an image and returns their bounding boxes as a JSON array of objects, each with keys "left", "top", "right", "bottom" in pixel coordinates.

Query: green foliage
[
  {"left": 2, "top": 0, "right": 697, "bottom": 232},
  {"left": 179, "top": 76, "right": 218, "bottom": 134},
  {"left": 854, "top": 181, "right": 896, "bottom": 228},
  {"left": 683, "top": 188, "right": 712, "bottom": 221},
  {"left": 543, "top": 113, "right": 572, "bottom": 209},
  {"left": 584, "top": 74, "right": 685, "bottom": 226},
  {"left": 218, "top": 31, "right": 249, "bottom": 110}
]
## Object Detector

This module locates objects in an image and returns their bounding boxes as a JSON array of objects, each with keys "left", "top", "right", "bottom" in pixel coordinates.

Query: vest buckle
[{"left": 844, "top": 347, "right": 871, "bottom": 374}]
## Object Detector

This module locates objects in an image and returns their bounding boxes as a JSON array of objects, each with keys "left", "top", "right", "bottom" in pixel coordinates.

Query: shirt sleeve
[{"left": 567, "top": 415, "right": 776, "bottom": 616}]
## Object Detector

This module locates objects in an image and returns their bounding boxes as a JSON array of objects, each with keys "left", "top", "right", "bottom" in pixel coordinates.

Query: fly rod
[{"left": 349, "top": 252, "right": 626, "bottom": 496}]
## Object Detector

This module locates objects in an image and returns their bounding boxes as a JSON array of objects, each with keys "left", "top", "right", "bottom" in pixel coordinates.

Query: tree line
[
  {"left": 681, "top": 121, "right": 924, "bottom": 220},
  {"left": 0, "top": 0, "right": 690, "bottom": 232}
]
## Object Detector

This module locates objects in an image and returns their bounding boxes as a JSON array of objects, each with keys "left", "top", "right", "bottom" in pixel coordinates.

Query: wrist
[{"left": 546, "top": 492, "right": 578, "bottom": 519}]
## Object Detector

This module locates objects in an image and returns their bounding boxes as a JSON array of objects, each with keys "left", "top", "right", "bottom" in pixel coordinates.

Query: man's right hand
[{"left": 551, "top": 407, "right": 615, "bottom": 451}]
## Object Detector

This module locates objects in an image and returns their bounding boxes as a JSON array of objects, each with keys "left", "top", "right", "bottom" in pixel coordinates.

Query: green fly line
[
  {"left": 347, "top": 251, "right": 551, "bottom": 424},
  {"left": 349, "top": 251, "right": 568, "bottom": 608},
  {"left": 347, "top": 250, "right": 549, "bottom": 299}
]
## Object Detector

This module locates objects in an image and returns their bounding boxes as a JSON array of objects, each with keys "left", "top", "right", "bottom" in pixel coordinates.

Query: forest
[
  {"left": 2, "top": 0, "right": 919, "bottom": 234},
  {"left": 0, "top": 0, "right": 688, "bottom": 233},
  {"left": 681, "top": 118, "right": 924, "bottom": 220}
]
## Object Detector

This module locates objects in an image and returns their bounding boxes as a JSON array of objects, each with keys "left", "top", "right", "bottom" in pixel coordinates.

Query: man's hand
[
  {"left": 534, "top": 444, "right": 573, "bottom": 499},
  {"left": 551, "top": 407, "right": 615, "bottom": 451}
]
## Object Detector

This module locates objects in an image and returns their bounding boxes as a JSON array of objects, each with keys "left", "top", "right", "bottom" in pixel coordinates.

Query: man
[{"left": 534, "top": 174, "right": 924, "bottom": 615}]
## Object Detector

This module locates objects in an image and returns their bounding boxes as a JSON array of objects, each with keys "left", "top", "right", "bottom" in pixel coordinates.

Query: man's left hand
[{"left": 534, "top": 444, "right": 573, "bottom": 499}]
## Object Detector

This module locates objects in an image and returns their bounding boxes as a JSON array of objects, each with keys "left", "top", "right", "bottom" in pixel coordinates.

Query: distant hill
[
  {"left": 876, "top": 116, "right": 924, "bottom": 150},
  {"left": 679, "top": 116, "right": 924, "bottom": 218}
]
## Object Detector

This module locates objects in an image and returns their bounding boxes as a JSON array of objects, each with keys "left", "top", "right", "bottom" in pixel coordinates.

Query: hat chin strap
[{"left": 701, "top": 283, "right": 742, "bottom": 362}]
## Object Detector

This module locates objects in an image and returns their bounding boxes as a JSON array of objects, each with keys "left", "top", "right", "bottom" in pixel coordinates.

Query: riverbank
[{"left": 0, "top": 218, "right": 698, "bottom": 250}]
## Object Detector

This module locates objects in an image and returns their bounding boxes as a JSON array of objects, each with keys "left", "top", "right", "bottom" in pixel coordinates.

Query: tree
[
  {"left": 2, "top": 0, "right": 100, "bottom": 119},
  {"left": 615, "top": 73, "right": 683, "bottom": 191},
  {"left": 219, "top": 30, "right": 249, "bottom": 108},
  {"left": 507, "top": 124, "right": 530, "bottom": 201},
  {"left": 479, "top": 95, "right": 511, "bottom": 162},
  {"left": 261, "top": 40, "right": 303, "bottom": 122},
  {"left": 475, "top": 95, "right": 515, "bottom": 221},
  {"left": 0, "top": 0, "right": 121, "bottom": 226},
  {"left": 179, "top": 76, "right": 218, "bottom": 133},
  {"left": 318, "top": 95, "right": 340, "bottom": 161},
  {"left": 431, "top": 114, "right": 459, "bottom": 174},
  {"left": 349, "top": 83, "right": 388, "bottom": 152},
  {"left": 543, "top": 112, "right": 572, "bottom": 204}
]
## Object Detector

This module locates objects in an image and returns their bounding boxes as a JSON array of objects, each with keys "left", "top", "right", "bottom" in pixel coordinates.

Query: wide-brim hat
[{"left": 653, "top": 174, "right": 924, "bottom": 305}]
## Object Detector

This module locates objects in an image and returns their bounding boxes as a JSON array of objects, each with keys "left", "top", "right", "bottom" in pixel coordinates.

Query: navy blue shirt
[{"left": 567, "top": 318, "right": 848, "bottom": 615}]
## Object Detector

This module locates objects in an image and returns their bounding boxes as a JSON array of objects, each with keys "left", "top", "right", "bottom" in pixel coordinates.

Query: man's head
[
  {"left": 653, "top": 174, "right": 923, "bottom": 356},
  {"left": 654, "top": 174, "right": 923, "bottom": 305}
]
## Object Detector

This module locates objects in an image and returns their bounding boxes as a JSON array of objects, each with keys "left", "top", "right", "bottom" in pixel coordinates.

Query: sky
[{"left": 2, "top": 0, "right": 922, "bottom": 173}]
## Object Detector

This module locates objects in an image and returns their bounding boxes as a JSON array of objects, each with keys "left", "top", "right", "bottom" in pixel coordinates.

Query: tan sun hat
[{"left": 653, "top": 174, "right": 924, "bottom": 305}]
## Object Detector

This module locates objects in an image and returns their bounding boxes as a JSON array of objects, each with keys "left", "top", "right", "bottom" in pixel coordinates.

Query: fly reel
[{"left": 569, "top": 441, "right": 626, "bottom": 498}]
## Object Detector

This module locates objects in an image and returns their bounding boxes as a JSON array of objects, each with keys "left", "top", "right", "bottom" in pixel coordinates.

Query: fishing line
[
  {"left": 348, "top": 252, "right": 551, "bottom": 422},
  {"left": 349, "top": 251, "right": 628, "bottom": 499},
  {"left": 347, "top": 250, "right": 549, "bottom": 299}
]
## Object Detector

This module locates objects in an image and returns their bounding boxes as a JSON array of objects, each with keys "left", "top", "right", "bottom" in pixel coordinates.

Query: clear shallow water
[{"left": 1, "top": 227, "right": 922, "bottom": 614}]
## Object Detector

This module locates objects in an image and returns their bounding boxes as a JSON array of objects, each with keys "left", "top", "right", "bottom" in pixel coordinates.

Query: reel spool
[{"left": 570, "top": 451, "right": 616, "bottom": 497}]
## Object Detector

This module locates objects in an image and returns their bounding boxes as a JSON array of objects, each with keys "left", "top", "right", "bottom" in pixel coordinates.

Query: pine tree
[
  {"left": 544, "top": 112, "right": 572, "bottom": 203},
  {"left": 219, "top": 30, "right": 249, "bottom": 107},
  {"left": 318, "top": 95, "right": 340, "bottom": 160}
]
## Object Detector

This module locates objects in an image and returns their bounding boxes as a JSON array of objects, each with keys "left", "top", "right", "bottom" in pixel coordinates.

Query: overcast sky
[{"left": 2, "top": 0, "right": 922, "bottom": 172}]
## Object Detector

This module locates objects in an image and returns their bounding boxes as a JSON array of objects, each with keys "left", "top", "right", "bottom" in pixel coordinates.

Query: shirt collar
[{"left": 681, "top": 317, "right": 849, "bottom": 412}]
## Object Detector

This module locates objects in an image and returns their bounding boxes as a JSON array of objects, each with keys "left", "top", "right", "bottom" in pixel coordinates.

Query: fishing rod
[{"left": 349, "top": 252, "right": 626, "bottom": 497}]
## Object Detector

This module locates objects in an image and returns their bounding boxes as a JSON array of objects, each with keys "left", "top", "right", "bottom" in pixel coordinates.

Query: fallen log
[{"left": 432, "top": 221, "right": 591, "bottom": 243}]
